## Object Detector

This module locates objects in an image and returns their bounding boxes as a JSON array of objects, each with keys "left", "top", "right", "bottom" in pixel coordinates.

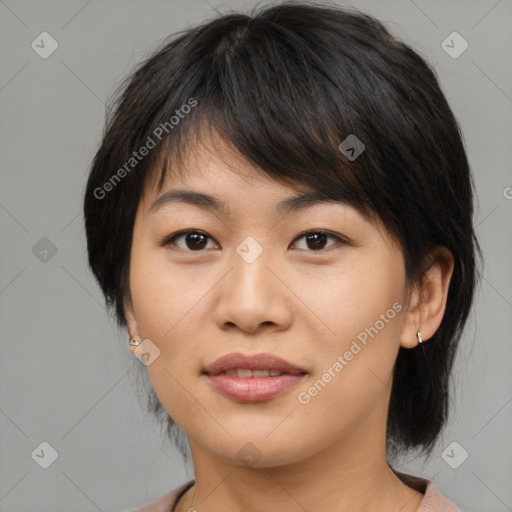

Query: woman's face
[{"left": 126, "top": 141, "right": 413, "bottom": 468}]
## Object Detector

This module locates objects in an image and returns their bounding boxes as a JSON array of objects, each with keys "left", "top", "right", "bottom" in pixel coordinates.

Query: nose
[{"left": 211, "top": 240, "right": 293, "bottom": 335}]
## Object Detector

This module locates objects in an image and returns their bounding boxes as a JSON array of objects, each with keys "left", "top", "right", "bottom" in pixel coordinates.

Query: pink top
[{"left": 123, "top": 478, "right": 463, "bottom": 512}]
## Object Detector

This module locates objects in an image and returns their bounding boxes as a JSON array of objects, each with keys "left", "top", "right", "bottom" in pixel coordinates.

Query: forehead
[
  {"left": 139, "top": 134, "right": 392, "bottom": 241},
  {"left": 142, "top": 137, "right": 318, "bottom": 210},
  {"left": 143, "top": 155, "right": 366, "bottom": 228}
]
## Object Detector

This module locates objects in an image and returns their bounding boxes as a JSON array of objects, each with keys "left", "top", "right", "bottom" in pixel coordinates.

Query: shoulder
[
  {"left": 393, "top": 470, "right": 463, "bottom": 512},
  {"left": 120, "top": 480, "right": 195, "bottom": 512},
  {"left": 419, "top": 482, "right": 463, "bottom": 512},
  {"left": 119, "top": 478, "right": 464, "bottom": 512}
]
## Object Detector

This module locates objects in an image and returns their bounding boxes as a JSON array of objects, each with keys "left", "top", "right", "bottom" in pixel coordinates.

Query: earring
[
  {"left": 129, "top": 338, "right": 141, "bottom": 346},
  {"left": 417, "top": 331, "right": 423, "bottom": 344}
]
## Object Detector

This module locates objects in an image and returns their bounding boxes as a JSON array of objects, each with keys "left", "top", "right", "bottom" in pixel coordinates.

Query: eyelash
[{"left": 160, "top": 229, "right": 346, "bottom": 253}]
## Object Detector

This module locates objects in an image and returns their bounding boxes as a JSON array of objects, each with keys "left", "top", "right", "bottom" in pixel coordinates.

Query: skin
[{"left": 125, "top": 136, "right": 454, "bottom": 512}]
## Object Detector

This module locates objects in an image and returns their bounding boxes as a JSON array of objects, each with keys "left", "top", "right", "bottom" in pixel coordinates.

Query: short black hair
[{"left": 84, "top": 1, "right": 482, "bottom": 460}]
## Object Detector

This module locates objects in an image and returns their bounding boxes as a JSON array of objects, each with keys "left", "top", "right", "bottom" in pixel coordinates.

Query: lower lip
[{"left": 205, "top": 374, "right": 306, "bottom": 402}]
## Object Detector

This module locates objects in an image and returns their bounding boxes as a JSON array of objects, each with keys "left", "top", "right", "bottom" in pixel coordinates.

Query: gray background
[{"left": 0, "top": 0, "right": 511, "bottom": 511}]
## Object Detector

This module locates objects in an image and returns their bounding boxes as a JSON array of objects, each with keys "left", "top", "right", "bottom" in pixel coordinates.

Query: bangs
[{"left": 133, "top": 15, "right": 383, "bottom": 226}]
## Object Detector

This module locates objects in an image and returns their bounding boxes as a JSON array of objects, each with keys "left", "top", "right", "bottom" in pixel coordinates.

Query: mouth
[
  {"left": 203, "top": 352, "right": 308, "bottom": 402},
  {"left": 203, "top": 352, "right": 307, "bottom": 376},
  {"left": 211, "top": 369, "right": 300, "bottom": 377}
]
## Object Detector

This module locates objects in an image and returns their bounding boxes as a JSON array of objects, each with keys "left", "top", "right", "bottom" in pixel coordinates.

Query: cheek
[
  {"left": 296, "top": 260, "right": 404, "bottom": 408},
  {"left": 129, "top": 243, "right": 206, "bottom": 341},
  {"left": 293, "top": 284, "right": 403, "bottom": 444},
  {"left": 128, "top": 247, "right": 210, "bottom": 425},
  {"left": 128, "top": 244, "right": 224, "bottom": 411},
  {"left": 294, "top": 257, "right": 404, "bottom": 354}
]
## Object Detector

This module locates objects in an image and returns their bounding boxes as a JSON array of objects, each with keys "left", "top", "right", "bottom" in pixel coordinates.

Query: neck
[{"left": 176, "top": 422, "right": 424, "bottom": 512}]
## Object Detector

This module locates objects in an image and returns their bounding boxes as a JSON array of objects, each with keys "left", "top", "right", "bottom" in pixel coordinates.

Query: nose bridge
[
  {"left": 213, "top": 235, "right": 292, "bottom": 332},
  {"left": 231, "top": 235, "right": 276, "bottom": 301}
]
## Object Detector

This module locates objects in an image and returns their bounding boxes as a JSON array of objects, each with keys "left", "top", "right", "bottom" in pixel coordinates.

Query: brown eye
[
  {"left": 162, "top": 230, "right": 217, "bottom": 251},
  {"left": 291, "top": 231, "right": 344, "bottom": 251}
]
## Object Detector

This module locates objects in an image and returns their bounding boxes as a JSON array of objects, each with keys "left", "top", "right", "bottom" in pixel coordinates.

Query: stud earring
[{"left": 417, "top": 331, "right": 423, "bottom": 344}]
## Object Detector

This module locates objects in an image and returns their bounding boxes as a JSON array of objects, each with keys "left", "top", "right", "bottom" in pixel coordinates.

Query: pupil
[
  {"left": 187, "top": 233, "right": 207, "bottom": 250},
  {"left": 307, "top": 233, "right": 327, "bottom": 250}
]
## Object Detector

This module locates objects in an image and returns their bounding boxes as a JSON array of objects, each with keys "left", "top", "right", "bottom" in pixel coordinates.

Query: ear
[
  {"left": 400, "top": 246, "right": 455, "bottom": 349},
  {"left": 124, "top": 296, "right": 142, "bottom": 355}
]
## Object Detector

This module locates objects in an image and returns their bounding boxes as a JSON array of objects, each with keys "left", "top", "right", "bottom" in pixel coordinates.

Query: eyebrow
[{"left": 149, "top": 189, "right": 347, "bottom": 217}]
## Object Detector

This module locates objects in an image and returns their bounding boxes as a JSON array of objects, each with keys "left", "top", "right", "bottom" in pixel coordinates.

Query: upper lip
[{"left": 203, "top": 352, "right": 307, "bottom": 376}]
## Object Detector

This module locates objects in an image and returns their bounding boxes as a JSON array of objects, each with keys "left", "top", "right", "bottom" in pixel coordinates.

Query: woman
[{"left": 83, "top": 2, "right": 481, "bottom": 511}]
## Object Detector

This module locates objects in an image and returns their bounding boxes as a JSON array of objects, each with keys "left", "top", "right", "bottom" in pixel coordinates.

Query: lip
[
  {"left": 203, "top": 352, "right": 307, "bottom": 376},
  {"left": 203, "top": 352, "right": 308, "bottom": 403}
]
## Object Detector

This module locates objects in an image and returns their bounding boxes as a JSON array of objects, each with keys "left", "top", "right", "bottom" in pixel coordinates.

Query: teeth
[
  {"left": 221, "top": 369, "right": 284, "bottom": 377},
  {"left": 252, "top": 370, "right": 270, "bottom": 377}
]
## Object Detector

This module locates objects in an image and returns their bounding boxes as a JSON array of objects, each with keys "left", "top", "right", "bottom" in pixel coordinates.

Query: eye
[
  {"left": 291, "top": 230, "right": 345, "bottom": 251},
  {"left": 161, "top": 230, "right": 218, "bottom": 251}
]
